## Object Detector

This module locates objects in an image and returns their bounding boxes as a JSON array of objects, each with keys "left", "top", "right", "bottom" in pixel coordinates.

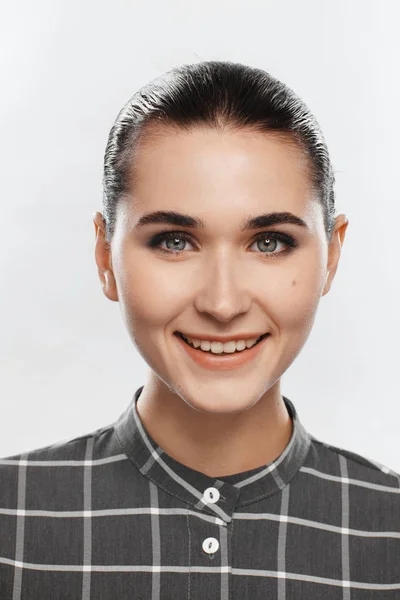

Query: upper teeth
[{"left": 181, "top": 334, "right": 263, "bottom": 354}]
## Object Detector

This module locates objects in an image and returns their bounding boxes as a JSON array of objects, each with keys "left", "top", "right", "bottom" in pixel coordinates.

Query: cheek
[
  {"left": 268, "top": 253, "right": 326, "bottom": 334},
  {"left": 116, "top": 255, "right": 189, "bottom": 330}
]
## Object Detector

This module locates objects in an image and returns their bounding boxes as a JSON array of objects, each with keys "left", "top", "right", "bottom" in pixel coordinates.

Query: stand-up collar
[{"left": 114, "top": 385, "right": 312, "bottom": 524}]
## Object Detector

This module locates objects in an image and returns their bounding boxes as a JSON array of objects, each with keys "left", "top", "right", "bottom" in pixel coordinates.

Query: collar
[{"left": 114, "top": 385, "right": 312, "bottom": 524}]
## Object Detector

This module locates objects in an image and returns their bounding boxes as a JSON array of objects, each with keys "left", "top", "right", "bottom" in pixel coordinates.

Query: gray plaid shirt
[{"left": 1, "top": 385, "right": 399, "bottom": 599}]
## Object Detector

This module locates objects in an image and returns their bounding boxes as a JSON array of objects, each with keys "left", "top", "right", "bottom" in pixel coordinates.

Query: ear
[
  {"left": 93, "top": 212, "right": 119, "bottom": 302},
  {"left": 322, "top": 214, "right": 349, "bottom": 297}
]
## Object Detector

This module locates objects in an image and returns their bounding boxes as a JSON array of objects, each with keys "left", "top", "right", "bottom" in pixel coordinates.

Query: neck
[{"left": 136, "top": 375, "right": 293, "bottom": 478}]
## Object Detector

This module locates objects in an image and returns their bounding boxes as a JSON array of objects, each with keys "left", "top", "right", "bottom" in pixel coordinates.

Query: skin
[{"left": 93, "top": 126, "right": 348, "bottom": 478}]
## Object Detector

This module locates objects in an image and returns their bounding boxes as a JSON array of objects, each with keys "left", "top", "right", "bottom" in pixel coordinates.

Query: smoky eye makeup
[{"left": 145, "top": 228, "right": 299, "bottom": 258}]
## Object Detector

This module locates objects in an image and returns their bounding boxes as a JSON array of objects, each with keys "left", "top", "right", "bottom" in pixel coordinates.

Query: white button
[
  {"left": 203, "top": 487, "right": 220, "bottom": 504},
  {"left": 202, "top": 537, "right": 219, "bottom": 554}
]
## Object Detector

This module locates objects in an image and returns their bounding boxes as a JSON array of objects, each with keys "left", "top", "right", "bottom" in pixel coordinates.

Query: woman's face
[{"left": 94, "top": 127, "right": 348, "bottom": 414}]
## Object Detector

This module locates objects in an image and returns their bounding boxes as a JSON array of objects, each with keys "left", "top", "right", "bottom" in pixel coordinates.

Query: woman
[{"left": 1, "top": 60, "right": 399, "bottom": 599}]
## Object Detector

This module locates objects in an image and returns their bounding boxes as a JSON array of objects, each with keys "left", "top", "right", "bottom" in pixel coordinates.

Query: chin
[{"left": 177, "top": 385, "right": 262, "bottom": 415}]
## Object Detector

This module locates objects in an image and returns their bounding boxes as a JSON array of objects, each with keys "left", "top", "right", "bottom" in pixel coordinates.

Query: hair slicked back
[{"left": 102, "top": 60, "right": 336, "bottom": 243}]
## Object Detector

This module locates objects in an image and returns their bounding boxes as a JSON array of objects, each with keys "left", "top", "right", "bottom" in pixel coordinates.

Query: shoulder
[
  {"left": 0, "top": 422, "right": 122, "bottom": 508},
  {"left": 303, "top": 433, "right": 400, "bottom": 505},
  {"left": 0, "top": 422, "right": 116, "bottom": 463}
]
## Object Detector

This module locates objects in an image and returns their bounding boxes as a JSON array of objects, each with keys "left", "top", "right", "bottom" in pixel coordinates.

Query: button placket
[{"left": 201, "top": 487, "right": 221, "bottom": 555}]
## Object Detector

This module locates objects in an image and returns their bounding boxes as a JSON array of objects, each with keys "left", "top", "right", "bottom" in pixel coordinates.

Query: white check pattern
[{"left": 1, "top": 385, "right": 399, "bottom": 599}]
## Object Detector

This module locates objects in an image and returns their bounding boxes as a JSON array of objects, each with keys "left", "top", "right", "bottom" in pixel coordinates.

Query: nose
[{"left": 194, "top": 257, "right": 252, "bottom": 323}]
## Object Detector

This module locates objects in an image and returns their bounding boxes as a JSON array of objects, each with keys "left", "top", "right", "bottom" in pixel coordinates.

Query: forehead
[{"left": 126, "top": 126, "right": 318, "bottom": 224}]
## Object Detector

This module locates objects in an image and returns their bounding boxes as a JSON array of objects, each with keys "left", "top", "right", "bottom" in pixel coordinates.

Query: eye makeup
[{"left": 145, "top": 228, "right": 299, "bottom": 259}]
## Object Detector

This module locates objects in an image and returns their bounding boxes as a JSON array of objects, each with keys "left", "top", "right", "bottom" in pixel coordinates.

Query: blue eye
[
  {"left": 251, "top": 234, "right": 294, "bottom": 255},
  {"left": 147, "top": 230, "right": 298, "bottom": 258}
]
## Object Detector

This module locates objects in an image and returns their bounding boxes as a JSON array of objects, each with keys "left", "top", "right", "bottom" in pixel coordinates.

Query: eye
[
  {"left": 250, "top": 233, "right": 297, "bottom": 256},
  {"left": 146, "top": 230, "right": 298, "bottom": 258},
  {"left": 147, "top": 231, "right": 195, "bottom": 253}
]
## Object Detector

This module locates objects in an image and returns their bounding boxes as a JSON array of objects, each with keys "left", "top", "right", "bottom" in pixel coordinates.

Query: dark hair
[{"left": 102, "top": 60, "right": 336, "bottom": 243}]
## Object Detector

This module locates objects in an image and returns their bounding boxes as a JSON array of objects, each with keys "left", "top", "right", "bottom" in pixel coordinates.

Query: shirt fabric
[{"left": 1, "top": 385, "right": 399, "bottom": 599}]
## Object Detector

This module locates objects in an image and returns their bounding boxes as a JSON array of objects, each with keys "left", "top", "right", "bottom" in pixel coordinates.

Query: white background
[{"left": 1, "top": 0, "right": 399, "bottom": 470}]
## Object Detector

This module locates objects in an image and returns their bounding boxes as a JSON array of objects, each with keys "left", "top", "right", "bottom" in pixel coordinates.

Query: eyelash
[{"left": 146, "top": 229, "right": 298, "bottom": 259}]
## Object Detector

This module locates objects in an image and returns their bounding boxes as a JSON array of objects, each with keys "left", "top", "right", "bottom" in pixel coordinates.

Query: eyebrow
[{"left": 134, "top": 210, "right": 309, "bottom": 231}]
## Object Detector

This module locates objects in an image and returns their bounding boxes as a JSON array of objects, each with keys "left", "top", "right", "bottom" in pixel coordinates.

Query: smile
[
  {"left": 175, "top": 331, "right": 269, "bottom": 354},
  {"left": 174, "top": 331, "right": 270, "bottom": 371}
]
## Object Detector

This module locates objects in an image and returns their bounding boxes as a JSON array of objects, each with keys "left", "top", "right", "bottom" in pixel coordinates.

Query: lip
[
  {"left": 174, "top": 331, "right": 270, "bottom": 371},
  {"left": 175, "top": 330, "right": 268, "bottom": 343}
]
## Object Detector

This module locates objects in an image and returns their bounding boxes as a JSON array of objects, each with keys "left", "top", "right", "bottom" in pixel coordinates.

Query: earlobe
[
  {"left": 101, "top": 270, "right": 119, "bottom": 303},
  {"left": 322, "top": 270, "right": 332, "bottom": 297}
]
